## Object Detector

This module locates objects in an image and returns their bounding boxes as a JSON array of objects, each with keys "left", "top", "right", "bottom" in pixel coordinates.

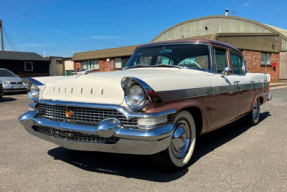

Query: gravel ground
[{"left": 0, "top": 87, "right": 286, "bottom": 192}]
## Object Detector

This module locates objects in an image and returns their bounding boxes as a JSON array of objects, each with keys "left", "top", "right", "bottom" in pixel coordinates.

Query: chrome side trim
[
  {"left": 240, "top": 84, "right": 253, "bottom": 91},
  {"left": 157, "top": 83, "right": 269, "bottom": 101},
  {"left": 158, "top": 87, "right": 213, "bottom": 101},
  {"left": 213, "top": 85, "right": 239, "bottom": 95}
]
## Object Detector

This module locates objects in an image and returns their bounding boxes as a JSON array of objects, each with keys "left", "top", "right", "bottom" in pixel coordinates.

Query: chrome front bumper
[{"left": 19, "top": 110, "right": 174, "bottom": 155}]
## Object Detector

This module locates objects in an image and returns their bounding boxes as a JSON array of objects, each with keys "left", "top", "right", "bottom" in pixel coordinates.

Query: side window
[
  {"left": 230, "top": 52, "right": 243, "bottom": 75},
  {"left": 214, "top": 48, "right": 227, "bottom": 73}
]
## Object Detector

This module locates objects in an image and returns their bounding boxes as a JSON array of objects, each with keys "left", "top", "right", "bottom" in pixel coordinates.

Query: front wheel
[
  {"left": 246, "top": 98, "right": 261, "bottom": 126},
  {"left": 152, "top": 111, "right": 196, "bottom": 172}
]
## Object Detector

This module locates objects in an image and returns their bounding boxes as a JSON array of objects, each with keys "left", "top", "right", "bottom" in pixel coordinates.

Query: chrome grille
[
  {"left": 36, "top": 103, "right": 138, "bottom": 127},
  {"left": 33, "top": 126, "right": 119, "bottom": 144},
  {"left": 167, "top": 114, "right": 174, "bottom": 123}
]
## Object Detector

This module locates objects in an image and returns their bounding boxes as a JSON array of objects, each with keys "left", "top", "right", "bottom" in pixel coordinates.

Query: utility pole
[{"left": 0, "top": 19, "right": 4, "bottom": 51}]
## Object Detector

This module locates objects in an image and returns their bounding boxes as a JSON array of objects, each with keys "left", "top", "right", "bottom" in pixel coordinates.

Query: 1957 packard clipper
[{"left": 19, "top": 39, "right": 271, "bottom": 171}]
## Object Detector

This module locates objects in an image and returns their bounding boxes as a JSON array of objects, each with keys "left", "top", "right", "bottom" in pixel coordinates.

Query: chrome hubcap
[
  {"left": 171, "top": 119, "right": 191, "bottom": 159},
  {"left": 253, "top": 101, "right": 259, "bottom": 120}
]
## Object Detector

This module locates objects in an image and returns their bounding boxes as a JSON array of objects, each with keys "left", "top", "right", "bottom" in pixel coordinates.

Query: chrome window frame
[
  {"left": 212, "top": 46, "right": 229, "bottom": 74},
  {"left": 229, "top": 49, "right": 246, "bottom": 76}
]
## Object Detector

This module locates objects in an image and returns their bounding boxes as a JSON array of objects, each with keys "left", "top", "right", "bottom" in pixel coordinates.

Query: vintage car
[{"left": 19, "top": 39, "right": 271, "bottom": 171}]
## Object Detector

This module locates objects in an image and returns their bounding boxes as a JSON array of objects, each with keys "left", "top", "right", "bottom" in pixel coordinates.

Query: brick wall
[
  {"left": 74, "top": 61, "right": 81, "bottom": 72},
  {"left": 242, "top": 50, "right": 279, "bottom": 83},
  {"left": 74, "top": 59, "right": 122, "bottom": 73}
]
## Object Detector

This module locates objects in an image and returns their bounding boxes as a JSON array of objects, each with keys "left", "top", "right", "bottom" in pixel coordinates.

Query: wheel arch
[
  {"left": 258, "top": 96, "right": 263, "bottom": 105},
  {"left": 177, "top": 106, "right": 207, "bottom": 136}
]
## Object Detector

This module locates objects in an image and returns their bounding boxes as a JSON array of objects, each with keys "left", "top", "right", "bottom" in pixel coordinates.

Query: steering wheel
[{"left": 178, "top": 61, "right": 202, "bottom": 69}]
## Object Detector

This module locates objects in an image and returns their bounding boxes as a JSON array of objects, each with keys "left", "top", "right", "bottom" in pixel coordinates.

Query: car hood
[
  {"left": 0, "top": 77, "right": 22, "bottom": 82},
  {"left": 40, "top": 68, "right": 209, "bottom": 105}
]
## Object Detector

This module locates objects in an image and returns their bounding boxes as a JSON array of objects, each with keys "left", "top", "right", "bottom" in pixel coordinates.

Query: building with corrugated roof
[{"left": 72, "top": 15, "right": 287, "bottom": 82}]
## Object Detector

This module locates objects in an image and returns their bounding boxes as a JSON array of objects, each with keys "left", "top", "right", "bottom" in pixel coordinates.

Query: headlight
[
  {"left": 28, "top": 83, "right": 40, "bottom": 101},
  {"left": 2, "top": 80, "right": 10, "bottom": 85},
  {"left": 125, "top": 84, "right": 147, "bottom": 110}
]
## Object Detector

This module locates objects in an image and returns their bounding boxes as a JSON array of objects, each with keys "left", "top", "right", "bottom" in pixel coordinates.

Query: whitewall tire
[
  {"left": 153, "top": 110, "right": 196, "bottom": 172},
  {"left": 247, "top": 98, "right": 260, "bottom": 126}
]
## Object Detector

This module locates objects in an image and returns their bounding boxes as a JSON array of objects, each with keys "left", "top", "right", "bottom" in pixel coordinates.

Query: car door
[
  {"left": 229, "top": 50, "right": 254, "bottom": 116},
  {"left": 209, "top": 47, "right": 240, "bottom": 129}
]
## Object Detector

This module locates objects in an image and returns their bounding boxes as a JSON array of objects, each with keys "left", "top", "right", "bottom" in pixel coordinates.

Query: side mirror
[{"left": 222, "top": 67, "right": 232, "bottom": 76}]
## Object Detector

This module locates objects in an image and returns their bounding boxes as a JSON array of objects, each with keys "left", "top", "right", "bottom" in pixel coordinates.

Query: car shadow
[
  {"left": 0, "top": 97, "right": 17, "bottom": 102},
  {"left": 47, "top": 111, "right": 270, "bottom": 182},
  {"left": 3, "top": 91, "right": 27, "bottom": 95}
]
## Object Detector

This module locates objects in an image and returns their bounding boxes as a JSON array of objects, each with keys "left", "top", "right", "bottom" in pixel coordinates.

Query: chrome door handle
[
  {"left": 234, "top": 81, "right": 241, "bottom": 92},
  {"left": 234, "top": 81, "right": 240, "bottom": 85}
]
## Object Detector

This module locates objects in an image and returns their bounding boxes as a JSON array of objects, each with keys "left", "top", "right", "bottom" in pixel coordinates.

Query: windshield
[
  {"left": 124, "top": 44, "right": 210, "bottom": 70},
  {"left": 0, "top": 69, "right": 17, "bottom": 77}
]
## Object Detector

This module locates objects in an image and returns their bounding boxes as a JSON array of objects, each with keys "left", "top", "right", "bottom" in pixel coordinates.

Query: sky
[{"left": 0, "top": 0, "right": 287, "bottom": 57}]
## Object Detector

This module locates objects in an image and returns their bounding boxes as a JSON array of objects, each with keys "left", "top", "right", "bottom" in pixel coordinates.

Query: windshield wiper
[
  {"left": 123, "top": 64, "right": 149, "bottom": 70},
  {"left": 131, "top": 64, "right": 150, "bottom": 68},
  {"left": 151, "top": 64, "right": 183, "bottom": 69}
]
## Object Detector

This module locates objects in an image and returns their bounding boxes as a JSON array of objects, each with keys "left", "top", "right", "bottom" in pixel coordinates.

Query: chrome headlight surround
[
  {"left": 121, "top": 77, "right": 162, "bottom": 111},
  {"left": 22, "top": 77, "right": 44, "bottom": 102},
  {"left": 28, "top": 83, "right": 40, "bottom": 101},
  {"left": 125, "top": 84, "right": 148, "bottom": 111}
]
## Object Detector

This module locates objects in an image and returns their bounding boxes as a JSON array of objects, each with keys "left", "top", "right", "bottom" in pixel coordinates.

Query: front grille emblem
[{"left": 65, "top": 108, "right": 74, "bottom": 118}]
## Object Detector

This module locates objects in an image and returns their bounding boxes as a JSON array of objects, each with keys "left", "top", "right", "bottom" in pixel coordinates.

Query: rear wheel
[
  {"left": 153, "top": 111, "right": 196, "bottom": 172},
  {"left": 246, "top": 98, "right": 260, "bottom": 126}
]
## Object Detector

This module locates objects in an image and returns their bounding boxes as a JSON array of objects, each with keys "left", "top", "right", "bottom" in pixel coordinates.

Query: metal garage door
[{"left": 280, "top": 52, "right": 287, "bottom": 79}]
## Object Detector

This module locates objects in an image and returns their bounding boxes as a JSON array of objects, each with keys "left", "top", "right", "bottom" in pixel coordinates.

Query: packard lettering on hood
[{"left": 19, "top": 39, "right": 272, "bottom": 172}]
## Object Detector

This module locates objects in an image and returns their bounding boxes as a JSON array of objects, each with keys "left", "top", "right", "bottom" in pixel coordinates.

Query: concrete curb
[{"left": 270, "top": 83, "right": 287, "bottom": 87}]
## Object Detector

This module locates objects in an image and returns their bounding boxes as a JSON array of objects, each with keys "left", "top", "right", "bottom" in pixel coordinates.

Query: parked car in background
[
  {"left": 19, "top": 39, "right": 272, "bottom": 171},
  {"left": 0, "top": 68, "right": 26, "bottom": 93},
  {"left": 0, "top": 80, "right": 3, "bottom": 101}
]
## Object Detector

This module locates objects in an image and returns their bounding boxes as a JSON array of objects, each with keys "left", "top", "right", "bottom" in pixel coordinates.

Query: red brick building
[
  {"left": 72, "top": 15, "right": 287, "bottom": 82},
  {"left": 73, "top": 45, "right": 139, "bottom": 73}
]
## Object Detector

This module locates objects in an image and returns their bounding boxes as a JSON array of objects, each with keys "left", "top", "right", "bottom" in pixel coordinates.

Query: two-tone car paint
[{"left": 19, "top": 39, "right": 271, "bottom": 170}]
